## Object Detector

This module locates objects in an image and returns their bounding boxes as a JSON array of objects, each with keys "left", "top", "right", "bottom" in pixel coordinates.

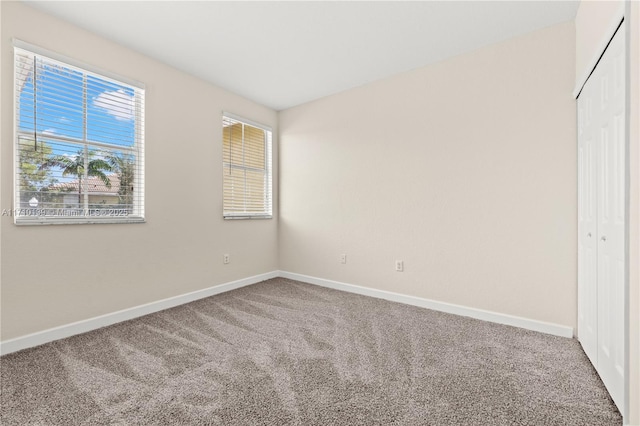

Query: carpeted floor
[{"left": 0, "top": 278, "right": 621, "bottom": 425}]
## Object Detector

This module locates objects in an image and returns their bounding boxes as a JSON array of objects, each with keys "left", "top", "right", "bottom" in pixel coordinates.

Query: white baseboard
[
  {"left": 1, "top": 269, "right": 574, "bottom": 356},
  {"left": 0, "top": 271, "right": 279, "bottom": 356},
  {"left": 279, "top": 271, "right": 574, "bottom": 339}
]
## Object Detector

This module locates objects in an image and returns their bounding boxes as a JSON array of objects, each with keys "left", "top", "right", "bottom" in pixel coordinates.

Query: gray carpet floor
[{"left": 0, "top": 278, "right": 622, "bottom": 425}]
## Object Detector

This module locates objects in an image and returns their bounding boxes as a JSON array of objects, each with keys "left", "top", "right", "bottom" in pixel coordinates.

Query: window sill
[
  {"left": 224, "top": 215, "right": 272, "bottom": 220},
  {"left": 15, "top": 216, "right": 146, "bottom": 226}
]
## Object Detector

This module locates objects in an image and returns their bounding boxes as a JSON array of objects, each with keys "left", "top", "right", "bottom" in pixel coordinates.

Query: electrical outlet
[
  {"left": 395, "top": 260, "right": 404, "bottom": 272},
  {"left": 340, "top": 254, "right": 347, "bottom": 264},
  {"left": 223, "top": 254, "right": 230, "bottom": 264}
]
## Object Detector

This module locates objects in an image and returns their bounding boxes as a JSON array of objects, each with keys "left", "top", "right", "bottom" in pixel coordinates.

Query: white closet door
[
  {"left": 595, "top": 23, "right": 626, "bottom": 411},
  {"left": 577, "top": 76, "right": 598, "bottom": 367},
  {"left": 577, "top": 23, "right": 626, "bottom": 414}
]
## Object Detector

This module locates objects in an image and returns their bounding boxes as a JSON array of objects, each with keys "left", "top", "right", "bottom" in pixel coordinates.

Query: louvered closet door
[{"left": 577, "top": 22, "right": 626, "bottom": 414}]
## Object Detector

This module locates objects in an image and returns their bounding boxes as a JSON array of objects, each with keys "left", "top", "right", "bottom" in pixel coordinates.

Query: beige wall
[
  {"left": 0, "top": 2, "right": 278, "bottom": 340},
  {"left": 575, "top": 0, "right": 625, "bottom": 88},
  {"left": 279, "top": 22, "right": 576, "bottom": 328}
]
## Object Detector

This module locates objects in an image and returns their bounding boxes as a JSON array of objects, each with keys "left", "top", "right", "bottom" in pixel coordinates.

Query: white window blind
[
  {"left": 222, "top": 114, "right": 272, "bottom": 218},
  {"left": 13, "top": 44, "right": 145, "bottom": 224}
]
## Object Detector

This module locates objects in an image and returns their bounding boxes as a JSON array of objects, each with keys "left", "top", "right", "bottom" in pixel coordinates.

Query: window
[
  {"left": 13, "top": 41, "right": 145, "bottom": 225},
  {"left": 222, "top": 114, "right": 272, "bottom": 219}
]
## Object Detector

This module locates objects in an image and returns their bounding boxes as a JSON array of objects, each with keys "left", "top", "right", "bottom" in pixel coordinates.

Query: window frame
[
  {"left": 222, "top": 112, "right": 273, "bottom": 220},
  {"left": 12, "top": 40, "right": 145, "bottom": 225}
]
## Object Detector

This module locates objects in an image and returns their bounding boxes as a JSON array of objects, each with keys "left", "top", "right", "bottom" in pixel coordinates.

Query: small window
[
  {"left": 13, "top": 42, "right": 145, "bottom": 225},
  {"left": 222, "top": 114, "right": 272, "bottom": 219}
]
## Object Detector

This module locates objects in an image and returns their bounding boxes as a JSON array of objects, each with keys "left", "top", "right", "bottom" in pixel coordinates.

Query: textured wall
[
  {"left": 0, "top": 2, "right": 278, "bottom": 340},
  {"left": 279, "top": 22, "right": 576, "bottom": 329}
]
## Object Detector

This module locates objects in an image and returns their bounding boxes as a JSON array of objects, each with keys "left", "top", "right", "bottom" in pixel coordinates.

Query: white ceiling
[{"left": 24, "top": 1, "right": 579, "bottom": 111}]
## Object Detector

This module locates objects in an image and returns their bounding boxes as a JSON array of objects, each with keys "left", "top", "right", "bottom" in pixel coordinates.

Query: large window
[
  {"left": 13, "top": 42, "right": 145, "bottom": 225},
  {"left": 222, "top": 114, "right": 272, "bottom": 219}
]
